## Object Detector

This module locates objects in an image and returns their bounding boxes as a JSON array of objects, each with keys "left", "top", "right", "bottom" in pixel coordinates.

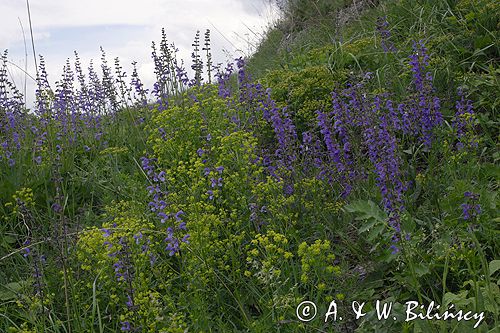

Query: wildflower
[
  {"left": 453, "top": 89, "right": 477, "bottom": 150},
  {"left": 156, "top": 171, "right": 166, "bottom": 183},
  {"left": 133, "top": 232, "right": 143, "bottom": 245},
  {"left": 158, "top": 212, "right": 168, "bottom": 223},
  {"left": 283, "top": 183, "right": 294, "bottom": 195},
  {"left": 149, "top": 254, "right": 157, "bottom": 266},
  {"left": 131, "top": 60, "right": 149, "bottom": 106},
  {"left": 158, "top": 127, "right": 167, "bottom": 140},
  {"left": 101, "top": 228, "right": 112, "bottom": 237},
  {"left": 390, "top": 244, "right": 400, "bottom": 254},
  {"left": 126, "top": 295, "right": 134, "bottom": 308},
  {"left": 22, "top": 240, "right": 31, "bottom": 258},
  {"left": 461, "top": 191, "right": 481, "bottom": 221},
  {"left": 120, "top": 321, "right": 132, "bottom": 331},
  {"left": 407, "top": 40, "right": 442, "bottom": 147},
  {"left": 215, "top": 62, "right": 234, "bottom": 98},
  {"left": 174, "top": 210, "right": 184, "bottom": 221},
  {"left": 51, "top": 202, "right": 63, "bottom": 213},
  {"left": 376, "top": 16, "right": 397, "bottom": 52}
]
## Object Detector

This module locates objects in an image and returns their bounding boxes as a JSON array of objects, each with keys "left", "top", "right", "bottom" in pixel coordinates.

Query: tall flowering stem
[
  {"left": 405, "top": 40, "right": 443, "bottom": 147},
  {"left": 105, "top": 234, "right": 139, "bottom": 332},
  {"left": 317, "top": 110, "right": 351, "bottom": 196},
  {"left": 262, "top": 86, "right": 298, "bottom": 193},
  {"left": 363, "top": 96, "right": 406, "bottom": 253},
  {"left": 376, "top": 16, "right": 397, "bottom": 53},
  {"left": 131, "top": 61, "right": 149, "bottom": 107},
  {"left": 0, "top": 50, "right": 25, "bottom": 167},
  {"left": 453, "top": 89, "right": 478, "bottom": 150},
  {"left": 214, "top": 62, "right": 234, "bottom": 99},
  {"left": 141, "top": 156, "right": 190, "bottom": 256}
]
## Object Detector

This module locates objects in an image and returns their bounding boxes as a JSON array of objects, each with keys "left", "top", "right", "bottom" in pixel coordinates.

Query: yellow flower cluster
[
  {"left": 263, "top": 65, "right": 335, "bottom": 126},
  {"left": 245, "top": 230, "right": 293, "bottom": 283},
  {"left": 298, "top": 239, "right": 340, "bottom": 292},
  {"left": 5, "top": 187, "right": 35, "bottom": 215}
]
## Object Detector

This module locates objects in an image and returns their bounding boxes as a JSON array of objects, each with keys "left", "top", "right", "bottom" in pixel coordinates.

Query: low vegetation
[{"left": 0, "top": 0, "right": 498, "bottom": 332}]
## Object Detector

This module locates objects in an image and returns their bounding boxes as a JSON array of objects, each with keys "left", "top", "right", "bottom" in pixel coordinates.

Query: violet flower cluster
[
  {"left": 0, "top": 50, "right": 24, "bottom": 167},
  {"left": 404, "top": 40, "right": 443, "bottom": 148},
  {"left": 105, "top": 235, "right": 139, "bottom": 332},
  {"left": 461, "top": 191, "right": 481, "bottom": 221},
  {"left": 141, "top": 156, "right": 190, "bottom": 256},
  {"left": 214, "top": 62, "right": 235, "bottom": 99}
]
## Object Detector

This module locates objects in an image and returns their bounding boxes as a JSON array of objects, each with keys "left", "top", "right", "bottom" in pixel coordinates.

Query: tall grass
[{"left": 0, "top": 0, "right": 498, "bottom": 332}]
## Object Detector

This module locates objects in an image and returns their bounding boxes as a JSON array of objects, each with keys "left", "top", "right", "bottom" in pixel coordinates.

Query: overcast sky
[{"left": 1, "top": 0, "right": 279, "bottom": 106}]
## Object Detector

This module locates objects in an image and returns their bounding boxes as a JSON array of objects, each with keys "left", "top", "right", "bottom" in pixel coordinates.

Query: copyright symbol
[{"left": 296, "top": 301, "right": 317, "bottom": 322}]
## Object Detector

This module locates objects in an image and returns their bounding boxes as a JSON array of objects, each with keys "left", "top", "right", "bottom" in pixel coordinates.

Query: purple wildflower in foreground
[
  {"left": 461, "top": 191, "right": 481, "bottom": 221},
  {"left": 361, "top": 96, "right": 406, "bottom": 252},
  {"left": 141, "top": 156, "right": 189, "bottom": 256},
  {"left": 21, "top": 238, "right": 47, "bottom": 298},
  {"left": 409, "top": 40, "right": 430, "bottom": 92},
  {"left": 299, "top": 131, "right": 323, "bottom": 174},
  {"left": 406, "top": 40, "right": 443, "bottom": 147},
  {"left": 331, "top": 91, "right": 357, "bottom": 196}
]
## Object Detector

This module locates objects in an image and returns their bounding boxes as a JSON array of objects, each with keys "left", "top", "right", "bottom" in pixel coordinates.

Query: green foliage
[
  {"left": 263, "top": 65, "right": 337, "bottom": 131},
  {"left": 1, "top": 0, "right": 499, "bottom": 331}
]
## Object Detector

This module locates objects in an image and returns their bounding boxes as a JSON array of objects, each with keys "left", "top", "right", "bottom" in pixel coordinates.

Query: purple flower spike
[{"left": 126, "top": 295, "right": 134, "bottom": 308}]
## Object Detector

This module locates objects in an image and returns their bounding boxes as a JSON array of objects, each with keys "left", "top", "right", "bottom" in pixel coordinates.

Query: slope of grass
[{"left": 0, "top": 1, "right": 498, "bottom": 332}]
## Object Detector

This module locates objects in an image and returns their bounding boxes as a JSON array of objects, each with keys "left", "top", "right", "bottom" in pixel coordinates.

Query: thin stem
[{"left": 26, "top": 0, "right": 38, "bottom": 76}]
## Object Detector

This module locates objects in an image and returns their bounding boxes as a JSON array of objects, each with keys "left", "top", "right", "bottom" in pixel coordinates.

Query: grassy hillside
[{"left": 0, "top": 1, "right": 499, "bottom": 332}]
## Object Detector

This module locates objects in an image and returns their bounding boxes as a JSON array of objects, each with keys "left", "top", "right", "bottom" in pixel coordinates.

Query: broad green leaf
[
  {"left": 489, "top": 260, "right": 500, "bottom": 277},
  {"left": 367, "top": 224, "right": 386, "bottom": 242},
  {"left": 344, "top": 200, "right": 387, "bottom": 223},
  {"left": 358, "top": 218, "right": 378, "bottom": 233},
  {"left": 443, "top": 290, "right": 471, "bottom": 308},
  {"left": 0, "top": 281, "right": 28, "bottom": 301},
  {"left": 413, "top": 263, "right": 430, "bottom": 277}
]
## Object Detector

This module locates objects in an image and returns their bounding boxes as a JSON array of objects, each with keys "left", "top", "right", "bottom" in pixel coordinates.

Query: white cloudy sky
[{"left": 1, "top": 0, "right": 279, "bottom": 106}]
